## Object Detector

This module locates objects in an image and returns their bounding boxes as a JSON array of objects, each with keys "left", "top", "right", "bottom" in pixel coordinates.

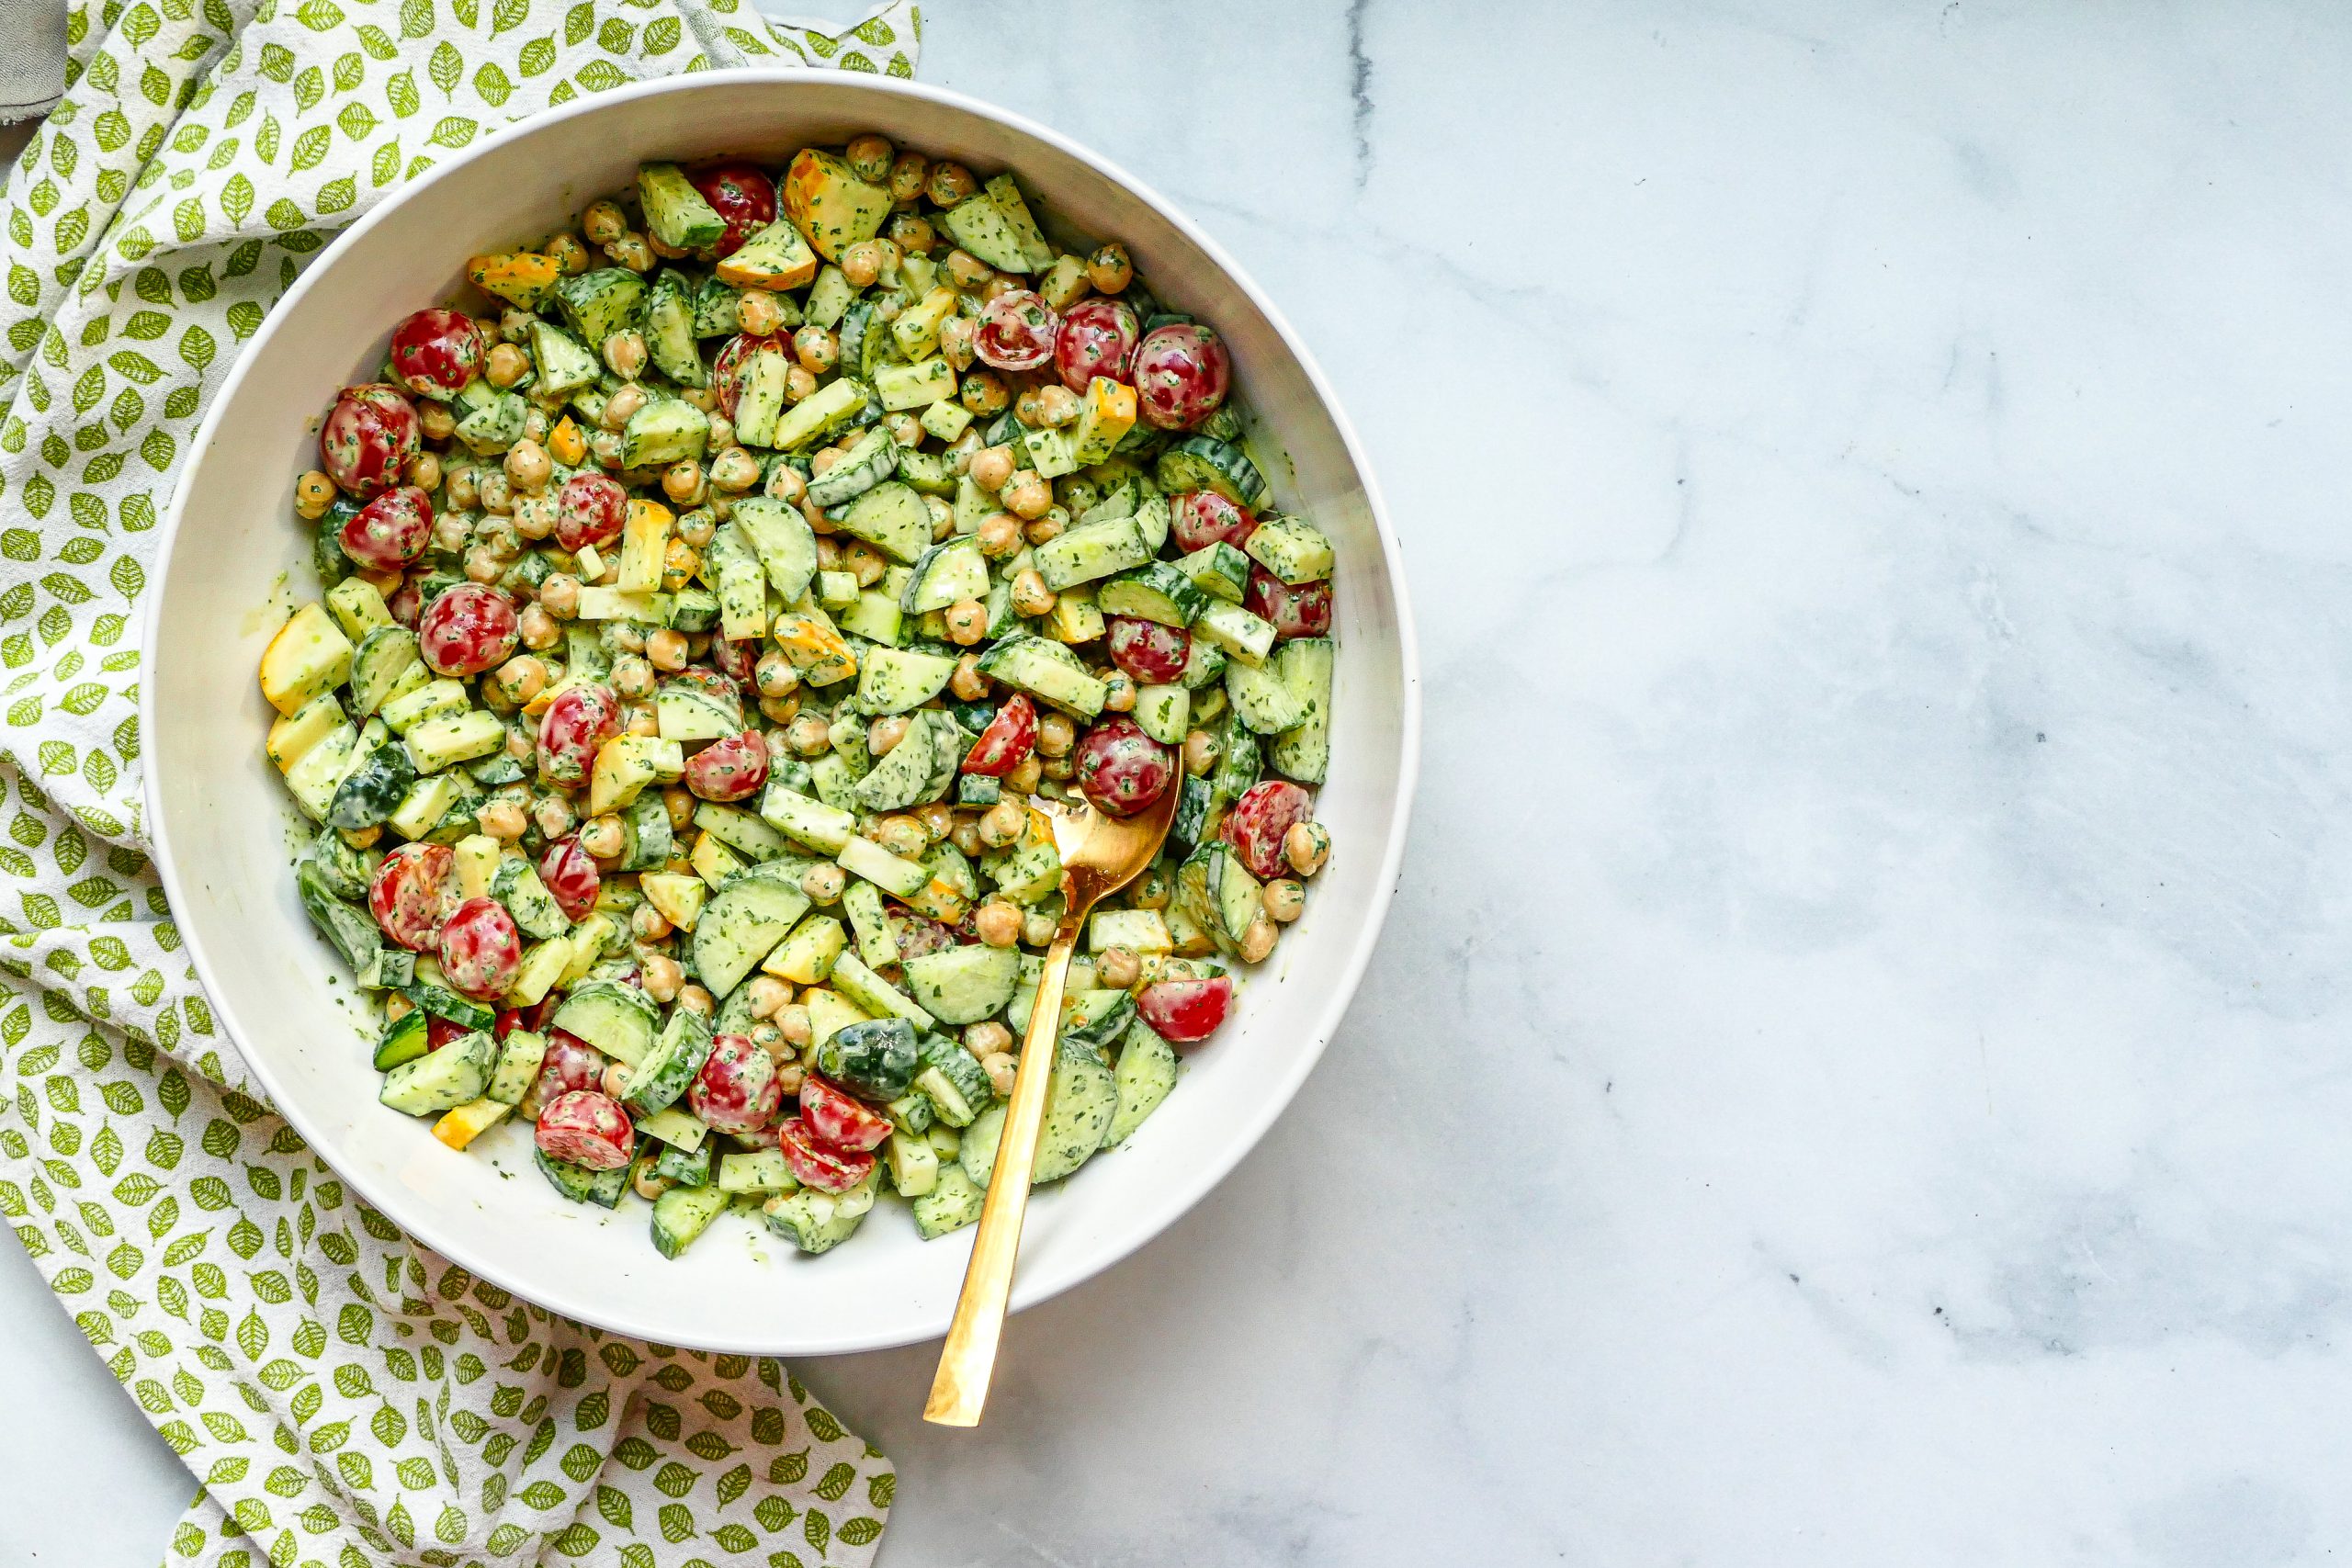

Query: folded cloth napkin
[
  {"left": 0, "top": 0, "right": 66, "bottom": 122},
  {"left": 0, "top": 1, "right": 919, "bottom": 1562}
]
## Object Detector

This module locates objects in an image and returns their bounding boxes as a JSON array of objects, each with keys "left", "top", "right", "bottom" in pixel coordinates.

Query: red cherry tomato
[
  {"left": 710, "top": 333, "right": 784, "bottom": 422},
  {"left": 426, "top": 1015, "right": 468, "bottom": 1052},
  {"left": 1170, "top": 490, "right": 1257, "bottom": 553},
  {"left": 961, "top": 694, "right": 1037, "bottom": 777},
  {"left": 1136, "top": 976, "right": 1233, "bottom": 1043},
  {"left": 687, "top": 160, "right": 778, "bottom": 257},
  {"left": 387, "top": 308, "right": 486, "bottom": 399},
  {"left": 536, "top": 1089, "right": 636, "bottom": 1170},
  {"left": 1220, "top": 780, "right": 1316, "bottom": 878},
  {"left": 1106, "top": 615, "right": 1191, "bottom": 683},
  {"left": 1245, "top": 567, "right": 1333, "bottom": 640},
  {"left": 1054, "top": 297, "right": 1140, "bottom": 391},
  {"left": 975, "top": 289, "right": 1059, "bottom": 372},
  {"left": 554, "top": 471, "right": 628, "bottom": 553},
  {"left": 538, "top": 836, "right": 601, "bottom": 921},
  {"left": 775, "top": 1116, "right": 875, "bottom": 1192},
  {"left": 684, "top": 728, "right": 770, "bottom": 803},
  {"left": 1132, "top": 324, "right": 1231, "bottom": 430},
  {"left": 710, "top": 635, "right": 758, "bottom": 683},
  {"left": 798, "top": 1076, "right": 893, "bottom": 1154},
  {"left": 536, "top": 682, "right": 620, "bottom": 785},
  {"left": 885, "top": 903, "right": 956, "bottom": 960},
  {"left": 416, "top": 583, "right": 519, "bottom": 678},
  {"left": 318, "top": 384, "right": 421, "bottom": 499},
  {"left": 438, "top": 897, "right": 522, "bottom": 1000},
  {"left": 1075, "top": 717, "right": 1176, "bottom": 818},
  {"left": 338, "top": 485, "right": 434, "bottom": 573},
  {"left": 494, "top": 1009, "right": 526, "bottom": 1042},
  {"left": 687, "top": 1034, "right": 782, "bottom": 1134},
  {"left": 535, "top": 1030, "right": 606, "bottom": 1101},
  {"left": 368, "top": 841, "right": 454, "bottom": 952}
]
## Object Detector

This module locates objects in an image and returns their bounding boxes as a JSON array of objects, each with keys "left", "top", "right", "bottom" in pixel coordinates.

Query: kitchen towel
[{"left": 0, "top": 2, "right": 918, "bottom": 1564}]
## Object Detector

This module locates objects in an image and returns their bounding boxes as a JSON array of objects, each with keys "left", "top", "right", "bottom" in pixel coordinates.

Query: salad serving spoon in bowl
[{"left": 924, "top": 784, "right": 1180, "bottom": 1426}]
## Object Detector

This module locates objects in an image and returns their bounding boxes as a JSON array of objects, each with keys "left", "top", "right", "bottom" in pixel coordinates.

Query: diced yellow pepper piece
[
  {"left": 465, "top": 252, "right": 562, "bottom": 310},
  {"left": 431, "top": 1097, "right": 511, "bottom": 1151},
  {"left": 616, "top": 499, "right": 672, "bottom": 594},
  {"left": 548, "top": 414, "right": 586, "bottom": 467},
  {"left": 587, "top": 734, "right": 684, "bottom": 818},
  {"left": 770, "top": 613, "right": 858, "bottom": 685},
  {"left": 689, "top": 830, "right": 748, "bottom": 889},
  {"left": 782, "top": 149, "right": 893, "bottom": 263},
  {"left": 1070, "top": 376, "right": 1138, "bottom": 465},
  {"left": 640, "top": 872, "right": 707, "bottom": 932}
]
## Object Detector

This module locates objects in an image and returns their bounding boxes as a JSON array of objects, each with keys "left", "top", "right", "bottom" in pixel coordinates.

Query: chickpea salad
[{"left": 262, "top": 135, "right": 1339, "bottom": 1260}]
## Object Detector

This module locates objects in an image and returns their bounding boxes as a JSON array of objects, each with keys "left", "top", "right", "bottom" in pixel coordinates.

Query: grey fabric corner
[{"left": 0, "top": 0, "right": 65, "bottom": 124}]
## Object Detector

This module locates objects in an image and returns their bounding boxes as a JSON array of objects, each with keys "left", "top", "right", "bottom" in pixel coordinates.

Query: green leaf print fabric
[{"left": 0, "top": 1, "right": 919, "bottom": 1562}]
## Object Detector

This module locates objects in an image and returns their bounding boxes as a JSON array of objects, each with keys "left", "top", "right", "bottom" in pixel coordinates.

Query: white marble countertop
[{"left": 13, "top": 2, "right": 2352, "bottom": 1562}]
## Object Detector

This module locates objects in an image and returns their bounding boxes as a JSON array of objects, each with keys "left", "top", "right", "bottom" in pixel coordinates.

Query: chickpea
[
  {"left": 730, "top": 287, "right": 785, "bottom": 337},
  {"left": 1001, "top": 469, "right": 1052, "bottom": 520},
  {"left": 582, "top": 199, "right": 628, "bottom": 245},
  {"left": 705, "top": 412, "right": 735, "bottom": 451},
  {"left": 420, "top": 400, "right": 458, "bottom": 442},
  {"left": 677, "top": 510, "right": 717, "bottom": 549},
  {"left": 600, "top": 1062, "right": 633, "bottom": 1099},
  {"left": 609, "top": 620, "right": 643, "bottom": 650},
  {"left": 708, "top": 446, "right": 761, "bottom": 494},
  {"left": 675, "top": 985, "right": 714, "bottom": 1018},
  {"left": 503, "top": 438, "right": 550, "bottom": 492},
  {"left": 965, "top": 1021, "right": 1012, "bottom": 1060},
  {"left": 973, "top": 899, "right": 1022, "bottom": 949},
  {"left": 951, "top": 652, "right": 989, "bottom": 701},
  {"left": 950, "top": 818, "right": 983, "bottom": 857},
  {"left": 865, "top": 716, "right": 910, "bottom": 758},
  {"left": 960, "top": 370, "right": 1009, "bottom": 416},
  {"left": 969, "top": 445, "right": 1014, "bottom": 492},
  {"left": 646, "top": 628, "right": 689, "bottom": 671},
  {"left": 1042, "top": 752, "right": 1075, "bottom": 782},
  {"left": 741, "top": 975, "right": 788, "bottom": 1021},
  {"left": 646, "top": 230, "right": 685, "bottom": 261},
  {"left": 603, "top": 329, "right": 649, "bottom": 380},
  {"left": 928, "top": 162, "right": 979, "bottom": 209},
  {"left": 885, "top": 412, "right": 923, "bottom": 449},
  {"left": 775, "top": 1003, "right": 813, "bottom": 1049},
  {"left": 876, "top": 815, "right": 928, "bottom": 859},
  {"left": 533, "top": 794, "right": 577, "bottom": 841},
  {"left": 292, "top": 469, "right": 336, "bottom": 520},
  {"left": 764, "top": 462, "right": 807, "bottom": 505},
  {"left": 844, "top": 132, "right": 895, "bottom": 183},
  {"left": 828, "top": 715, "right": 867, "bottom": 757},
  {"left": 610, "top": 653, "right": 655, "bottom": 700},
  {"left": 888, "top": 152, "right": 930, "bottom": 205},
  {"left": 938, "top": 315, "right": 978, "bottom": 371},
  {"left": 602, "top": 383, "right": 648, "bottom": 431},
  {"left": 1033, "top": 385, "right": 1080, "bottom": 427},
  {"left": 1183, "top": 729, "right": 1221, "bottom": 776},
  {"left": 547, "top": 232, "right": 591, "bottom": 275},
  {"left": 1010, "top": 568, "right": 1057, "bottom": 618},
  {"left": 579, "top": 814, "right": 628, "bottom": 860},
  {"left": 1086, "top": 242, "right": 1133, "bottom": 294},
  {"left": 383, "top": 991, "right": 414, "bottom": 1023},
  {"left": 786, "top": 714, "right": 832, "bottom": 756},
  {"left": 1014, "top": 387, "right": 1047, "bottom": 428},
  {"left": 639, "top": 952, "right": 683, "bottom": 1003},
  {"left": 799, "top": 862, "right": 845, "bottom": 904},
  {"left": 926, "top": 495, "right": 956, "bottom": 541},
  {"left": 914, "top": 801, "right": 956, "bottom": 842},
  {"left": 659, "top": 460, "right": 705, "bottom": 508},
  {"left": 1096, "top": 945, "right": 1141, "bottom": 989},
  {"left": 485, "top": 342, "right": 530, "bottom": 388},
  {"left": 785, "top": 365, "right": 819, "bottom": 403},
  {"left": 589, "top": 429, "right": 626, "bottom": 468},
  {"left": 486, "top": 654, "right": 547, "bottom": 708},
  {"left": 1284, "top": 821, "right": 1332, "bottom": 876},
  {"left": 458, "top": 798, "right": 519, "bottom": 845},
  {"left": 1022, "top": 910, "right": 1057, "bottom": 948},
  {"left": 605, "top": 233, "right": 654, "bottom": 273},
  {"left": 631, "top": 903, "right": 673, "bottom": 942},
  {"left": 463, "top": 546, "right": 503, "bottom": 585},
  {"left": 977, "top": 799, "right": 1025, "bottom": 850},
  {"left": 841, "top": 240, "right": 885, "bottom": 289},
  {"left": 793, "top": 325, "right": 838, "bottom": 374},
  {"left": 976, "top": 513, "right": 1023, "bottom": 559},
  {"left": 404, "top": 451, "right": 443, "bottom": 494},
  {"left": 522, "top": 406, "right": 552, "bottom": 445},
  {"left": 944, "top": 598, "right": 987, "bottom": 647},
  {"left": 1131, "top": 866, "right": 1171, "bottom": 911},
  {"left": 888, "top": 211, "right": 935, "bottom": 254},
  {"left": 1238, "top": 912, "right": 1278, "bottom": 964},
  {"left": 505, "top": 723, "right": 537, "bottom": 761},
  {"left": 538, "top": 573, "right": 581, "bottom": 620},
  {"left": 1102, "top": 673, "right": 1137, "bottom": 714},
  {"left": 644, "top": 787, "right": 689, "bottom": 837},
  {"left": 742, "top": 655, "right": 793, "bottom": 705},
  {"left": 1004, "top": 756, "right": 1043, "bottom": 793},
  {"left": 512, "top": 493, "right": 557, "bottom": 540},
  {"left": 444, "top": 465, "right": 479, "bottom": 511},
  {"left": 1023, "top": 513, "right": 1065, "bottom": 547},
  {"left": 758, "top": 693, "right": 799, "bottom": 726},
  {"left": 1262, "top": 878, "right": 1306, "bottom": 923},
  {"left": 632, "top": 1166, "right": 674, "bottom": 1201}
]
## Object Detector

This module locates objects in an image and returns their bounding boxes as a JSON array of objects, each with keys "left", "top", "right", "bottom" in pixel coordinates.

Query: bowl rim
[{"left": 142, "top": 67, "right": 1422, "bottom": 1355}]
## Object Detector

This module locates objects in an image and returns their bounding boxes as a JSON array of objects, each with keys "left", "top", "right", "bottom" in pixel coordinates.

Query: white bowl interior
[{"left": 146, "top": 73, "right": 1415, "bottom": 1354}]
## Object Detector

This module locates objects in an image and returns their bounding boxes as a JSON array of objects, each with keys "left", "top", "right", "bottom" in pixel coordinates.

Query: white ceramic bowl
[{"left": 144, "top": 72, "right": 1419, "bottom": 1355}]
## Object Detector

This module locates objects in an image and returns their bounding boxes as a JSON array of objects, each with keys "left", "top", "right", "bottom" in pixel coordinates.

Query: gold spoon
[{"left": 924, "top": 783, "right": 1180, "bottom": 1426}]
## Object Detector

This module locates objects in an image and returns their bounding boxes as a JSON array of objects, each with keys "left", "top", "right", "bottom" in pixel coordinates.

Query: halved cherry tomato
[
  {"left": 1054, "top": 297, "right": 1139, "bottom": 391},
  {"left": 535, "top": 1030, "right": 606, "bottom": 1101},
  {"left": 417, "top": 583, "right": 518, "bottom": 678},
  {"left": 1170, "top": 490, "right": 1257, "bottom": 552},
  {"left": 318, "top": 384, "right": 420, "bottom": 498},
  {"left": 536, "top": 1089, "right": 635, "bottom": 1170},
  {"left": 688, "top": 160, "right": 778, "bottom": 256},
  {"left": 1220, "top": 780, "right": 1315, "bottom": 878},
  {"left": 798, "top": 1076, "right": 892, "bottom": 1154},
  {"left": 961, "top": 694, "right": 1038, "bottom": 777},
  {"left": 711, "top": 333, "right": 784, "bottom": 421},
  {"left": 554, "top": 471, "right": 628, "bottom": 552},
  {"left": 1133, "top": 323, "right": 1230, "bottom": 429},
  {"left": 339, "top": 485, "right": 434, "bottom": 573},
  {"left": 386, "top": 577, "right": 424, "bottom": 628},
  {"left": 1075, "top": 718, "right": 1175, "bottom": 818},
  {"left": 1136, "top": 976, "right": 1233, "bottom": 1043},
  {"left": 775, "top": 1116, "right": 875, "bottom": 1192},
  {"left": 439, "top": 897, "right": 522, "bottom": 1000},
  {"left": 684, "top": 728, "right": 769, "bottom": 802},
  {"left": 710, "top": 635, "right": 758, "bottom": 683},
  {"left": 426, "top": 1016, "right": 468, "bottom": 1052},
  {"left": 1245, "top": 567, "right": 1332, "bottom": 640},
  {"left": 536, "top": 682, "right": 620, "bottom": 785},
  {"left": 975, "top": 289, "right": 1059, "bottom": 372},
  {"left": 368, "top": 841, "right": 454, "bottom": 952},
  {"left": 687, "top": 1034, "right": 782, "bottom": 1134},
  {"left": 538, "top": 836, "right": 601, "bottom": 921},
  {"left": 387, "top": 308, "right": 486, "bottom": 399},
  {"left": 1106, "top": 615, "right": 1190, "bottom": 683}
]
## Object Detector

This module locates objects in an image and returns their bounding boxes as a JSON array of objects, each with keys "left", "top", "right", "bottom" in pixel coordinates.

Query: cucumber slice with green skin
[
  {"left": 830, "top": 951, "right": 935, "bottom": 1031},
  {"left": 874, "top": 357, "right": 956, "bottom": 412},
  {"left": 731, "top": 344, "right": 792, "bottom": 447},
  {"left": 652, "top": 1138, "right": 711, "bottom": 1187},
  {"left": 378, "top": 1029, "right": 495, "bottom": 1115},
  {"left": 834, "top": 479, "right": 930, "bottom": 564},
  {"left": 401, "top": 978, "right": 497, "bottom": 1032},
  {"left": 808, "top": 752, "right": 861, "bottom": 811},
  {"left": 1156, "top": 434, "right": 1268, "bottom": 510},
  {"left": 1033, "top": 516, "right": 1154, "bottom": 592},
  {"left": 959, "top": 1040, "right": 1119, "bottom": 1189},
  {"left": 624, "top": 1006, "right": 713, "bottom": 1116},
  {"left": 718, "top": 1149, "right": 798, "bottom": 1194},
  {"left": 772, "top": 375, "right": 868, "bottom": 452},
  {"left": 691, "top": 275, "right": 743, "bottom": 338},
  {"left": 1241, "top": 514, "right": 1334, "bottom": 586},
  {"left": 380, "top": 679, "right": 467, "bottom": 735},
  {"left": 893, "top": 445, "right": 958, "bottom": 496},
  {"left": 467, "top": 749, "right": 526, "bottom": 788},
  {"left": 694, "top": 801, "right": 795, "bottom": 862},
  {"left": 1226, "top": 654, "right": 1306, "bottom": 734},
  {"left": 835, "top": 834, "right": 932, "bottom": 899},
  {"left": 1062, "top": 989, "right": 1136, "bottom": 1055},
  {"left": 656, "top": 674, "right": 743, "bottom": 744},
  {"left": 841, "top": 877, "right": 897, "bottom": 968},
  {"left": 728, "top": 496, "right": 819, "bottom": 604},
  {"left": 633, "top": 1104, "right": 708, "bottom": 1153},
  {"left": 804, "top": 425, "right": 899, "bottom": 509},
  {"left": 956, "top": 773, "right": 1001, "bottom": 808},
  {"left": 485, "top": 1029, "right": 548, "bottom": 1103},
  {"left": 691, "top": 867, "right": 813, "bottom": 998},
  {"left": 348, "top": 626, "right": 426, "bottom": 720},
  {"left": 528, "top": 318, "right": 600, "bottom": 396},
  {"left": 703, "top": 524, "right": 769, "bottom": 643},
  {"left": 758, "top": 785, "right": 856, "bottom": 855},
  {"left": 555, "top": 267, "right": 646, "bottom": 349},
  {"left": 854, "top": 647, "right": 958, "bottom": 716},
  {"left": 849, "top": 712, "right": 945, "bottom": 812},
  {"left": 1269, "top": 637, "right": 1334, "bottom": 784},
  {"left": 914, "top": 1032, "right": 990, "bottom": 1123},
  {"left": 548, "top": 978, "right": 660, "bottom": 1066},
  {"left": 326, "top": 733, "right": 414, "bottom": 831},
  {"left": 1196, "top": 840, "right": 1261, "bottom": 945},
  {"left": 640, "top": 269, "right": 707, "bottom": 389},
  {"left": 888, "top": 1087, "right": 935, "bottom": 1134},
  {"left": 371, "top": 1010, "right": 429, "bottom": 1071},
  {"left": 975, "top": 636, "right": 1108, "bottom": 718},
  {"left": 296, "top": 861, "right": 380, "bottom": 975},
  {"left": 1170, "top": 771, "right": 1215, "bottom": 858},
  {"left": 650, "top": 1183, "right": 730, "bottom": 1258},
  {"left": 537, "top": 1146, "right": 628, "bottom": 1207},
  {"left": 619, "top": 398, "right": 709, "bottom": 468},
  {"left": 1178, "top": 637, "right": 1229, "bottom": 695},
  {"left": 637, "top": 163, "right": 728, "bottom": 252},
  {"left": 1097, "top": 562, "right": 1206, "bottom": 627},
  {"left": 762, "top": 1176, "right": 876, "bottom": 1254},
  {"left": 406, "top": 710, "right": 507, "bottom": 774},
  {"left": 305, "top": 826, "right": 379, "bottom": 901},
  {"left": 922, "top": 840, "right": 979, "bottom": 902},
  {"left": 910, "top": 1162, "right": 985, "bottom": 1238},
  {"left": 453, "top": 388, "right": 528, "bottom": 454},
  {"left": 815, "top": 1016, "right": 920, "bottom": 1100},
  {"left": 1131, "top": 494, "right": 1171, "bottom": 553},
  {"left": 937, "top": 195, "right": 1033, "bottom": 273},
  {"left": 621, "top": 790, "right": 673, "bottom": 873},
  {"left": 1174, "top": 542, "right": 1252, "bottom": 604},
  {"left": 1132, "top": 682, "right": 1191, "bottom": 746},
  {"left": 1195, "top": 600, "right": 1278, "bottom": 667},
  {"left": 899, "top": 537, "right": 989, "bottom": 615},
  {"left": 899, "top": 944, "right": 1021, "bottom": 1026},
  {"left": 1088, "top": 908, "right": 1171, "bottom": 954},
  {"left": 1102, "top": 1018, "right": 1180, "bottom": 1147},
  {"left": 356, "top": 949, "right": 413, "bottom": 992}
]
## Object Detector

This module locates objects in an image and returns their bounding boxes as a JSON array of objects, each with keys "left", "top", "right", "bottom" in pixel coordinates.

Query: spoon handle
[{"left": 923, "top": 910, "right": 1083, "bottom": 1427}]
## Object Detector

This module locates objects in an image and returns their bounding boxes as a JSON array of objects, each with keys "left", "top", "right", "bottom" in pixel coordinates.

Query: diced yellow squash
[
  {"left": 890, "top": 287, "right": 959, "bottom": 361},
  {"left": 770, "top": 613, "right": 857, "bottom": 684},
  {"left": 387, "top": 774, "right": 459, "bottom": 840},
  {"left": 783, "top": 149, "right": 894, "bottom": 262},
  {"left": 259, "top": 603, "right": 353, "bottom": 716},
  {"left": 431, "top": 1097, "right": 511, "bottom": 1151},
  {"left": 326, "top": 577, "right": 393, "bottom": 641},
  {"left": 689, "top": 830, "right": 748, "bottom": 889},
  {"left": 901, "top": 876, "right": 971, "bottom": 926},
  {"left": 763, "top": 914, "right": 846, "bottom": 985},
  {"left": 1070, "top": 376, "right": 1138, "bottom": 465},
  {"left": 575, "top": 586, "right": 667, "bottom": 623},
  {"left": 574, "top": 543, "right": 605, "bottom": 581},
  {"left": 713, "top": 218, "right": 819, "bottom": 290},
  {"left": 504, "top": 938, "right": 571, "bottom": 1008},
  {"left": 266, "top": 692, "right": 345, "bottom": 772},
  {"left": 616, "top": 499, "right": 672, "bottom": 594},
  {"left": 453, "top": 835, "right": 502, "bottom": 901},
  {"left": 587, "top": 734, "right": 684, "bottom": 818},
  {"left": 1046, "top": 584, "right": 1104, "bottom": 645},
  {"left": 1038, "top": 254, "right": 1090, "bottom": 310},
  {"left": 466, "top": 251, "right": 563, "bottom": 310},
  {"left": 802, "top": 985, "right": 872, "bottom": 1049},
  {"left": 640, "top": 872, "right": 707, "bottom": 932},
  {"left": 282, "top": 723, "right": 358, "bottom": 820},
  {"left": 559, "top": 913, "right": 619, "bottom": 987}
]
